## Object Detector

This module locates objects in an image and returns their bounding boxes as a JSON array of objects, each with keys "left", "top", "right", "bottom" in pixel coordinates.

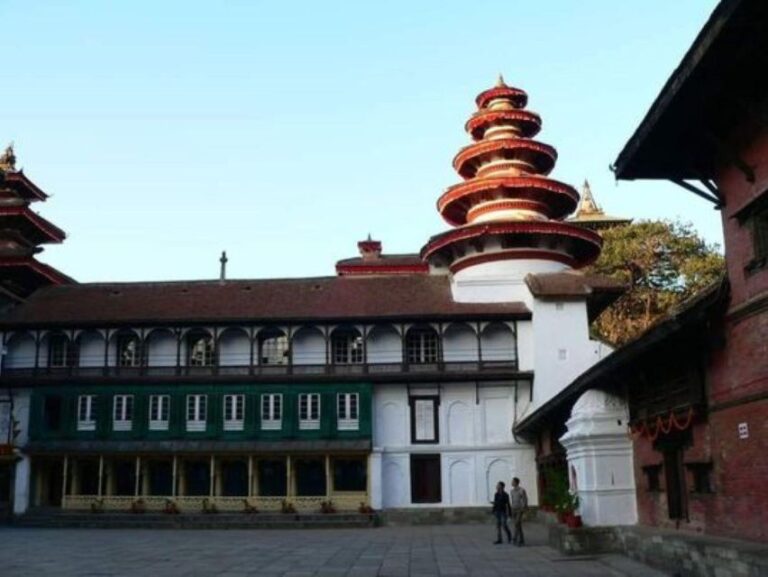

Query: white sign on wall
[{"left": 738, "top": 422, "right": 749, "bottom": 439}]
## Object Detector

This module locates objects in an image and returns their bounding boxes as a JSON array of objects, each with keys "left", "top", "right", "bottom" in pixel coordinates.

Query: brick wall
[{"left": 716, "top": 129, "right": 768, "bottom": 307}]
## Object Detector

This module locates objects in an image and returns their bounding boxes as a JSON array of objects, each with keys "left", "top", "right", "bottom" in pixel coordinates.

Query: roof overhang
[
  {"left": 613, "top": 0, "right": 768, "bottom": 189},
  {"left": 514, "top": 279, "right": 728, "bottom": 438}
]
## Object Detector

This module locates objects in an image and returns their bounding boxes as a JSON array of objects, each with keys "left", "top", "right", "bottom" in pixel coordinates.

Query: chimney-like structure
[{"left": 357, "top": 235, "right": 382, "bottom": 262}]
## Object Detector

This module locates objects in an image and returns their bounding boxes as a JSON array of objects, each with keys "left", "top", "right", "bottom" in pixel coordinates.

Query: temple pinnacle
[
  {"left": 496, "top": 73, "right": 506, "bottom": 87},
  {"left": 0, "top": 142, "right": 16, "bottom": 171}
]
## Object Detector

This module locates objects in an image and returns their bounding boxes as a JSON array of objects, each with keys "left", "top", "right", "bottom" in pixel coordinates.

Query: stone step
[{"left": 14, "top": 512, "right": 379, "bottom": 529}]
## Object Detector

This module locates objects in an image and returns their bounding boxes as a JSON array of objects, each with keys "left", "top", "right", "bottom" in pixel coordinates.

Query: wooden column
[
  {"left": 172, "top": 455, "right": 178, "bottom": 497},
  {"left": 209, "top": 455, "right": 215, "bottom": 497},
  {"left": 247, "top": 456, "right": 254, "bottom": 498},
  {"left": 286, "top": 455, "right": 292, "bottom": 497},
  {"left": 134, "top": 456, "right": 141, "bottom": 497},
  {"left": 97, "top": 456, "right": 104, "bottom": 497},
  {"left": 325, "top": 454, "right": 331, "bottom": 499},
  {"left": 61, "top": 455, "right": 69, "bottom": 506},
  {"left": 476, "top": 322, "right": 483, "bottom": 364}
]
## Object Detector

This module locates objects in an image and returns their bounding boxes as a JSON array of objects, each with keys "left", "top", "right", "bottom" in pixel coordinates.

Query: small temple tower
[
  {"left": 569, "top": 180, "right": 631, "bottom": 231},
  {"left": 422, "top": 77, "right": 603, "bottom": 303},
  {"left": 0, "top": 144, "right": 71, "bottom": 307}
]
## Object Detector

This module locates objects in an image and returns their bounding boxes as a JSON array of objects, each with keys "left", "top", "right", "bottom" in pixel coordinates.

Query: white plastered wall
[
  {"left": 559, "top": 389, "right": 637, "bottom": 526},
  {"left": 373, "top": 382, "right": 537, "bottom": 509},
  {"left": 531, "top": 298, "right": 609, "bottom": 410}
]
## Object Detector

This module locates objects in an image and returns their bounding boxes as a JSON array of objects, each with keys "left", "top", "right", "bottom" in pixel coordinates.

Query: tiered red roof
[
  {"left": 422, "top": 77, "right": 602, "bottom": 272},
  {"left": 0, "top": 145, "right": 72, "bottom": 299}
]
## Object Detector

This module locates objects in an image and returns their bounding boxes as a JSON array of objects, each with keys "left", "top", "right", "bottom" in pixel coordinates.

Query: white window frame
[
  {"left": 223, "top": 394, "right": 245, "bottom": 431},
  {"left": 113, "top": 395, "right": 134, "bottom": 431},
  {"left": 186, "top": 394, "right": 207, "bottom": 432},
  {"left": 77, "top": 395, "right": 96, "bottom": 431},
  {"left": 149, "top": 394, "right": 170, "bottom": 431},
  {"left": 261, "top": 393, "right": 282, "bottom": 430},
  {"left": 337, "top": 393, "right": 359, "bottom": 431},
  {"left": 299, "top": 393, "right": 321, "bottom": 430}
]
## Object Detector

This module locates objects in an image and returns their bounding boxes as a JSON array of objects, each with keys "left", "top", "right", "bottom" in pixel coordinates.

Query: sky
[{"left": 1, "top": 0, "right": 723, "bottom": 283}]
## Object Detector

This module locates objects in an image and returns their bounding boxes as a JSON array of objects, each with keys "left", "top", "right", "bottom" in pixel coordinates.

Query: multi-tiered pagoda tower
[
  {"left": 0, "top": 144, "right": 71, "bottom": 308},
  {"left": 422, "top": 77, "right": 603, "bottom": 302}
]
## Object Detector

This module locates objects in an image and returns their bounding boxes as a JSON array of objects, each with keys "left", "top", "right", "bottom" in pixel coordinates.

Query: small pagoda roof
[
  {"left": 0, "top": 206, "right": 66, "bottom": 244},
  {"left": 0, "top": 257, "right": 75, "bottom": 300},
  {"left": 0, "top": 275, "right": 531, "bottom": 328},
  {"left": 568, "top": 180, "right": 631, "bottom": 230},
  {"left": 613, "top": 0, "right": 768, "bottom": 184},
  {"left": 0, "top": 170, "right": 48, "bottom": 202}
]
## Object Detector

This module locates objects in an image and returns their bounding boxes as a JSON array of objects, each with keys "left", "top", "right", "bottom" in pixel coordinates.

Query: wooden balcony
[{"left": 1, "top": 359, "right": 520, "bottom": 381}]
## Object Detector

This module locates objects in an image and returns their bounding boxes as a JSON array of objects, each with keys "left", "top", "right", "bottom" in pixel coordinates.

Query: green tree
[{"left": 587, "top": 220, "right": 725, "bottom": 346}]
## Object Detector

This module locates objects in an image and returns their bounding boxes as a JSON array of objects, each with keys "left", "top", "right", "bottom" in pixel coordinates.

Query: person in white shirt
[{"left": 508, "top": 477, "right": 528, "bottom": 546}]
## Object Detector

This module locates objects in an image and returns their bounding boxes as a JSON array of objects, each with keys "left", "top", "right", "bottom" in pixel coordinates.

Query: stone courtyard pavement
[{"left": 0, "top": 523, "right": 669, "bottom": 577}]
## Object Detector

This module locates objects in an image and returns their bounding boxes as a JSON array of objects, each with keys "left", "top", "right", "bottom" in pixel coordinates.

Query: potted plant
[
  {"left": 555, "top": 491, "right": 581, "bottom": 527},
  {"left": 280, "top": 499, "right": 296, "bottom": 514},
  {"left": 320, "top": 500, "right": 336, "bottom": 514},
  {"left": 163, "top": 499, "right": 180, "bottom": 515},
  {"left": 130, "top": 498, "right": 146, "bottom": 514}
]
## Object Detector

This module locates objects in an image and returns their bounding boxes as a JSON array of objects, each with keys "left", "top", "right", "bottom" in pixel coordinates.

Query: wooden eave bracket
[{"left": 671, "top": 178, "right": 723, "bottom": 208}]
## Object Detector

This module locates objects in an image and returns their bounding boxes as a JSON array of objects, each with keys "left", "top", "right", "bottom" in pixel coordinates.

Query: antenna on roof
[{"left": 219, "top": 251, "right": 228, "bottom": 283}]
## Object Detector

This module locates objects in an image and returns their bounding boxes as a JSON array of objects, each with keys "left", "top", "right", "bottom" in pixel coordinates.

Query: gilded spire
[
  {"left": 0, "top": 142, "right": 16, "bottom": 171},
  {"left": 496, "top": 73, "right": 506, "bottom": 87},
  {"left": 579, "top": 179, "right": 601, "bottom": 214}
]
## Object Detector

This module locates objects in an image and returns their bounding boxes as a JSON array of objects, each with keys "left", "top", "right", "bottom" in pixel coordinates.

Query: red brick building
[
  {"left": 517, "top": 0, "right": 768, "bottom": 544},
  {"left": 613, "top": 0, "right": 768, "bottom": 542}
]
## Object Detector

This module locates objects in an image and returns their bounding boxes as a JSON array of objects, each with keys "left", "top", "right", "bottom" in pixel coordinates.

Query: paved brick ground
[{"left": 0, "top": 523, "right": 668, "bottom": 577}]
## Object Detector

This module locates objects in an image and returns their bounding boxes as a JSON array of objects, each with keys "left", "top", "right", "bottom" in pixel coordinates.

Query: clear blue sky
[{"left": 2, "top": 0, "right": 722, "bottom": 282}]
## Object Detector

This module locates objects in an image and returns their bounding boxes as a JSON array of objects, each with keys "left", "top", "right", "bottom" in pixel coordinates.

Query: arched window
[
  {"left": 259, "top": 329, "right": 289, "bottom": 365},
  {"left": 331, "top": 328, "right": 364, "bottom": 364},
  {"left": 48, "top": 333, "right": 73, "bottom": 368},
  {"left": 117, "top": 332, "right": 142, "bottom": 367},
  {"left": 406, "top": 327, "right": 439, "bottom": 364},
  {"left": 188, "top": 332, "right": 214, "bottom": 367}
]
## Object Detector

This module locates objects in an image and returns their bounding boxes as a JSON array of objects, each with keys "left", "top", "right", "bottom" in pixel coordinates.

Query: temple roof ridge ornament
[
  {"left": 579, "top": 179, "right": 601, "bottom": 214},
  {"left": 0, "top": 142, "right": 16, "bottom": 171},
  {"left": 569, "top": 179, "right": 632, "bottom": 231}
]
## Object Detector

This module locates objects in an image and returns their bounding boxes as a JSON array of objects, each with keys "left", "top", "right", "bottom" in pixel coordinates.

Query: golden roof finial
[
  {"left": 578, "top": 179, "right": 601, "bottom": 215},
  {"left": 0, "top": 142, "right": 16, "bottom": 171},
  {"left": 496, "top": 73, "right": 506, "bottom": 87}
]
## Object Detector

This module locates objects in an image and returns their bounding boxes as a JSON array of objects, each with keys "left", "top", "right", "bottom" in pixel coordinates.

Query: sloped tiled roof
[{"left": 0, "top": 275, "right": 530, "bottom": 327}]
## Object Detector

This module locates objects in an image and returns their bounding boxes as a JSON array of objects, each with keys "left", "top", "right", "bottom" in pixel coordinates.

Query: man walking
[
  {"left": 492, "top": 481, "right": 512, "bottom": 544},
  {"left": 509, "top": 477, "right": 528, "bottom": 546}
]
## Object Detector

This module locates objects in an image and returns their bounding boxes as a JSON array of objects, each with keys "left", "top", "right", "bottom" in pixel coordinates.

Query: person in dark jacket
[{"left": 491, "top": 481, "right": 512, "bottom": 544}]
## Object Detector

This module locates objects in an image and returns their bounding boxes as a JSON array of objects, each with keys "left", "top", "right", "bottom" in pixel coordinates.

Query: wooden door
[{"left": 410, "top": 454, "right": 441, "bottom": 503}]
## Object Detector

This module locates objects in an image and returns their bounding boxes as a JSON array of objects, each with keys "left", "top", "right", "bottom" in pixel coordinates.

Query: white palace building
[{"left": 0, "top": 78, "right": 622, "bottom": 517}]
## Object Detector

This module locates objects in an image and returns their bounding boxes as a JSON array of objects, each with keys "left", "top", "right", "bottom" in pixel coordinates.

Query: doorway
[{"left": 410, "top": 454, "right": 441, "bottom": 503}]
